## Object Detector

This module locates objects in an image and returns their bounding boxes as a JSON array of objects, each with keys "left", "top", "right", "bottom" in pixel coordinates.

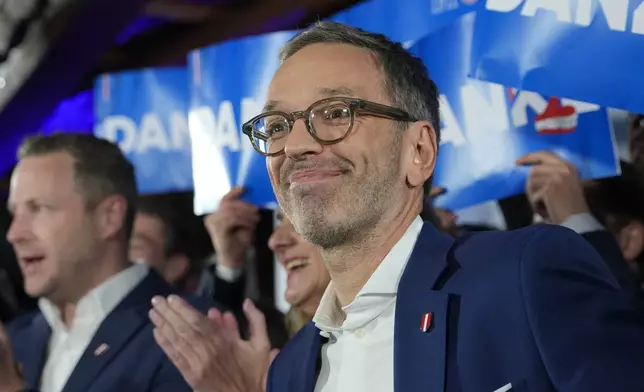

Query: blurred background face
[
  {"left": 268, "top": 213, "right": 329, "bottom": 316},
  {"left": 130, "top": 211, "right": 188, "bottom": 285},
  {"left": 130, "top": 212, "right": 167, "bottom": 269},
  {"left": 6, "top": 152, "right": 100, "bottom": 302},
  {"left": 583, "top": 171, "right": 644, "bottom": 281},
  {"left": 266, "top": 43, "right": 405, "bottom": 249},
  {"left": 603, "top": 215, "right": 644, "bottom": 276}
]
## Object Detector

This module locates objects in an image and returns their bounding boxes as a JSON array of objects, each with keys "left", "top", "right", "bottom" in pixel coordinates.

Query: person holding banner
[
  {"left": 148, "top": 196, "right": 330, "bottom": 391},
  {"left": 149, "top": 21, "right": 644, "bottom": 392},
  {"left": 203, "top": 187, "right": 329, "bottom": 338},
  {"left": 520, "top": 151, "right": 644, "bottom": 303}
]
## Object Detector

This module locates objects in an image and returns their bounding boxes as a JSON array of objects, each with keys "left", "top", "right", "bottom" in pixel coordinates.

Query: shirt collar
[
  {"left": 39, "top": 263, "right": 149, "bottom": 332},
  {"left": 314, "top": 216, "right": 424, "bottom": 333}
]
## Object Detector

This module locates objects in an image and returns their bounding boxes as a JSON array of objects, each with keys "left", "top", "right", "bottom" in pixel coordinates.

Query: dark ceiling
[
  {"left": 0, "top": 0, "right": 360, "bottom": 152},
  {"left": 96, "top": 0, "right": 362, "bottom": 73}
]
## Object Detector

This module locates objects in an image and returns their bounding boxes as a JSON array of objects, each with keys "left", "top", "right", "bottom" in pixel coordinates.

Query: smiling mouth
[
  {"left": 289, "top": 170, "right": 343, "bottom": 185},
  {"left": 285, "top": 259, "right": 311, "bottom": 272}
]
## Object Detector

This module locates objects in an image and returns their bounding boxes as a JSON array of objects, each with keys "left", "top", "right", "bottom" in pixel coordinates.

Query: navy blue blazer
[
  {"left": 268, "top": 223, "right": 644, "bottom": 392},
  {"left": 7, "top": 270, "right": 215, "bottom": 392}
]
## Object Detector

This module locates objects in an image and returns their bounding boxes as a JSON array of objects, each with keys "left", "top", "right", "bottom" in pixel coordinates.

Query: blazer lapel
[
  {"left": 18, "top": 315, "right": 51, "bottom": 388},
  {"left": 394, "top": 223, "right": 455, "bottom": 392},
  {"left": 289, "top": 323, "right": 323, "bottom": 392},
  {"left": 61, "top": 272, "right": 172, "bottom": 392},
  {"left": 63, "top": 307, "right": 147, "bottom": 392}
]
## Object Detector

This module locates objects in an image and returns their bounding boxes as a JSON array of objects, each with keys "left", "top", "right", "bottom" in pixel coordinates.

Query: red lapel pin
[
  {"left": 94, "top": 343, "right": 110, "bottom": 356},
  {"left": 420, "top": 312, "right": 433, "bottom": 333}
]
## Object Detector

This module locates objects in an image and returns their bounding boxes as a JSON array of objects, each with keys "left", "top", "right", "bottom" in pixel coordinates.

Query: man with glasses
[{"left": 149, "top": 22, "right": 644, "bottom": 392}]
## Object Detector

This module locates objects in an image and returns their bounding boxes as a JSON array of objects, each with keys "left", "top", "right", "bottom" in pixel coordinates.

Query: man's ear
[
  {"left": 94, "top": 195, "right": 128, "bottom": 240},
  {"left": 405, "top": 121, "right": 438, "bottom": 189}
]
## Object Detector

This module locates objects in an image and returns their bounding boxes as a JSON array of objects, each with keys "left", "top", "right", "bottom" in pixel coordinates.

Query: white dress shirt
[
  {"left": 38, "top": 264, "right": 149, "bottom": 392},
  {"left": 313, "top": 216, "right": 424, "bottom": 392},
  {"left": 559, "top": 212, "right": 605, "bottom": 234},
  {"left": 534, "top": 211, "right": 605, "bottom": 234}
]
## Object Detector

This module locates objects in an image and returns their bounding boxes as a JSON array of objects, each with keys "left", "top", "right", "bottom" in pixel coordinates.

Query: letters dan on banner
[
  {"left": 469, "top": 0, "right": 644, "bottom": 114},
  {"left": 94, "top": 68, "right": 193, "bottom": 195},
  {"left": 189, "top": 31, "right": 297, "bottom": 214},
  {"left": 411, "top": 12, "right": 619, "bottom": 210}
]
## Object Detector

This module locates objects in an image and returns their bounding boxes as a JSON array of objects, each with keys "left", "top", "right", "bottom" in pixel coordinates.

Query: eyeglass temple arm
[{"left": 355, "top": 101, "right": 417, "bottom": 122}]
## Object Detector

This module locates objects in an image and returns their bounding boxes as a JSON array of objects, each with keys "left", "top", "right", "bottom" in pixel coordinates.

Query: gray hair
[{"left": 279, "top": 21, "right": 441, "bottom": 196}]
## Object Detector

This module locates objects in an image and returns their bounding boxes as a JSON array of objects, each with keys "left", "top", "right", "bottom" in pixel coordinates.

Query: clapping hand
[{"left": 150, "top": 296, "right": 278, "bottom": 392}]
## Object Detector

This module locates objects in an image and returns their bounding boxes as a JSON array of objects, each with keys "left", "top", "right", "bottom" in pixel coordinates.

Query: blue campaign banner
[
  {"left": 469, "top": 0, "right": 644, "bottom": 114},
  {"left": 189, "top": 31, "right": 297, "bottom": 214},
  {"left": 329, "top": 0, "right": 483, "bottom": 45},
  {"left": 411, "top": 12, "right": 619, "bottom": 210},
  {"left": 94, "top": 68, "right": 193, "bottom": 195}
]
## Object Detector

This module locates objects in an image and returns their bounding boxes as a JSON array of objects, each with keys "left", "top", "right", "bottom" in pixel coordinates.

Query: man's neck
[
  {"left": 321, "top": 201, "right": 421, "bottom": 307},
  {"left": 55, "top": 253, "right": 131, "bottom": 327},
  {"left": 60, "top": 303, "right": 78, "bottom": 328},
  {"left": 300, "top": 297, "right": 322, "bottom": 319}
]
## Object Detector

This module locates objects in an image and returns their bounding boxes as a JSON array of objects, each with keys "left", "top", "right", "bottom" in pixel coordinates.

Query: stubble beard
[{"left": 280, "top": 143, "right": 402, "bottom": 251}]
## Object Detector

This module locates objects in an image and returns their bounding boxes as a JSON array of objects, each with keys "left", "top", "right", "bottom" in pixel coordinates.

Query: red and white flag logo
[
  {"left": 420, "top": 312, "right": 433, "bottom": 333},
  {"left": 507, "top": 88, "right": 579, "bottom": 135},
  {"left": 534, "top": 97, "right": 578, "bottom": 135}
]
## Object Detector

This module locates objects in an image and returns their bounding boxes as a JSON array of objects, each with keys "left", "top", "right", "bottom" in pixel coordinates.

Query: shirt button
[{"left": 355, "top": 328, "right": 366, "bottom": 339}]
